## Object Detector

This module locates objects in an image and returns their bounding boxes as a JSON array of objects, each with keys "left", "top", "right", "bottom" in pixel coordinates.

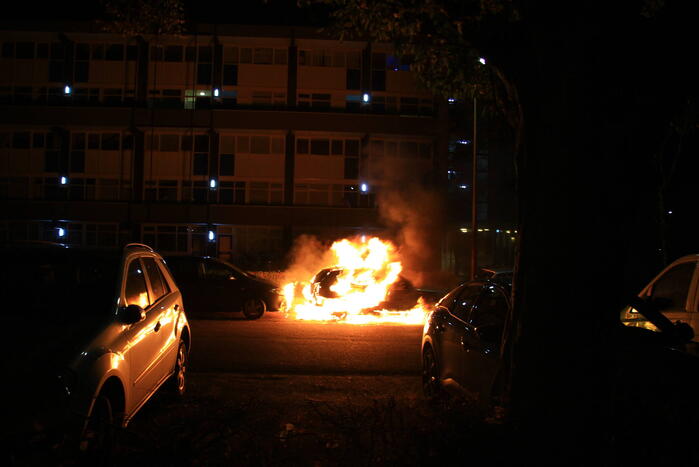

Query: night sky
[{"left": 5, "top": 0, "right": 328, "bottom": 26}]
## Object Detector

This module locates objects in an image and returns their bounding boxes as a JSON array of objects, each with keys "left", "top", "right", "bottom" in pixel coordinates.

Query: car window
[
  {"left": 167, "top": 257, "right": 202, "bottom": 280},
  {"left": 451, "top": 285, "right": 482, "bottom": 321},
  {"left": 205, "top": 260, "right": 234, "bottom": 280},
  {"left": 649, "top": 262, "right": 696, "bottom": 312},
  {"left": 143, "top": 257, "right": 169, "bottom": 302},
  {"left": 468, "top": 285, "right": 508, "bottom": 327},
  {"left": 436, "top": 284, "right": 463, "bottom": 309},
  {"left": 125, "top": 259, "right": 151, "bottom": 308}
]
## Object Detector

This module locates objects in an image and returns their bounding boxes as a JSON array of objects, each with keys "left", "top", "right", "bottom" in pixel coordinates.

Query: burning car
[
  {"left": 311, "top": 267, "right": 421, "bottom": 312},
  {"left": 284, "top": 236, "right": 431, "bottom": 324}
]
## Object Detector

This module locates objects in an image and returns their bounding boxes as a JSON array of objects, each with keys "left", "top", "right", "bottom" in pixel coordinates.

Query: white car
[
  {"left": 621, "top": 254, "right": 699, "bottom": 350},
  {"left": 3, "top": 242, "right": 191, "bottom": 461}
]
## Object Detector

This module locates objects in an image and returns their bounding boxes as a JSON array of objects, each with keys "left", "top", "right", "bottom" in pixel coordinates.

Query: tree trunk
[{"left": 502, "top": 2, "right": 669, "bottom": 463}]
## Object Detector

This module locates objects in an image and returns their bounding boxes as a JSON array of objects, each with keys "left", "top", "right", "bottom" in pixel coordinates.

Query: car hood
[
  {"left": 245, "top": 274, "right": 278, "bottom": 290},
  {"left": 6, "top": 312, "right": 110, "bottom": 387},
  {"left": 5, "top": 311, "right": 111, "bottom": 431}
]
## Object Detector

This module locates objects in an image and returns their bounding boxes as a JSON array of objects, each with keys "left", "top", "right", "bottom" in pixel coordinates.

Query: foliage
[
  {"left": 306, "top": 2, "right": 514, "bottom": 106},
  {"left": 99, "top": 0, "right": 186, "bottom": 37},
  {"left": 302, "top": 0, "right": 524, "bottom": 153}
]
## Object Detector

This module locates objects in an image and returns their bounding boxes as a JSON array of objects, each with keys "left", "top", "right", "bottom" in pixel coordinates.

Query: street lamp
[
  {"left": 470, "top": 94, "right": 478, "bottom": 279},
  {"left": 470, "top": 57, "right": 486, "bottom": 279}
]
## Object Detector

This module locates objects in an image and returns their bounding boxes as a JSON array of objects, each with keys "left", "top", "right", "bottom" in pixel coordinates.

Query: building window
[
  {"left": 197, "top": 63, "right": 212, "bottom": 85},
  {"left": 75, "top": 61, "right": 89, "bottom": 83},
  {"left": 219, "top": 181, "right": 245, "bottom": 204},
  {"left": 103, "top": 88, "right": 123, "bottom": 105},
  {"left": 371, "top": 53, "right": 386, "bottom": 91},
  {"left": 164, "top": 45, "right": 183, "bottom": 62},
  {"left": 249, "top": 182, "right": 283, "bottom": 205},
  {"left": 252, "top": 91, "right": 285, "bottom": 106},
  {"left": 70, "top": 151, "right": 85, "bottom": 173},
  {"left": 220, "top": 154, "right": 234, "bottom": 176},
  {"left": 273, "top": 48, "right": 287, "bottom": 65},
  {"left": 101, "top": 133, "right": 120, "bottom": 151},
  {"left": 240, "top": 47, "right": 252, "bottom": 63},
  {"left": 310, "top": 139, "right": 330, "bottom": 155},
  {"left": 92, "top": 44, "right": 105, "bottom": 60},
  {"left": 105, "top": 44, "right": 124, "bottom": 61},
  {"left": 193, "top": 153, "right": 208, "bottom": 175},
  {"left": 296, "top": 138, "right": 309, "bottom": 154},
  {"left": 386, "top": 55, "right": 410, "bottom": 71},
  {"left": 346, "top": 69, "right": 360, "bottom": 90},
  {"left": 253, "top": 47, "right": 273, "bottom": 64},
  {"left": 251, "top": 136, "right": 269, "bottom": 154},
  {"left": 12, "top": 132, "right": 30, "bottom": 149},
  {"left": 298, "top": 93, "right": 331, "bottom": 109},
  {"left": 142, "top": 225, "right": 189, "bottom": 253},
  {"left": 223, "top": 64, "right": 238, "bottom": 85},
  {"left": 159, "top": 134, "right": 179, "bottom": 152},
  {"left": 223, "top": 46, "right": 239, "bottom": 63}
]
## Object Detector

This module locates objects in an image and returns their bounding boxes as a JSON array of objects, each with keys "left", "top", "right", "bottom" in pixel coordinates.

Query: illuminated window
[{"left": 125, "top": 259, "right": 151, "bottom": 308}]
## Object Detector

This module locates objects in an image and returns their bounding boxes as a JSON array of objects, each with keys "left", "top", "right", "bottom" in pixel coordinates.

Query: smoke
[
  {"left": 280, "top": 234, "right": 337, "bottom": 285},
  {"left": 373, "top": 154, "right": 457, "bottom": 290},
  {"left": 280, "top": 149, "right": 459, "bottom": 292}
]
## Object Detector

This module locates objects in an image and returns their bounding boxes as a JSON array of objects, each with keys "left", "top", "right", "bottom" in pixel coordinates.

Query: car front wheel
[
  {"left": 81, "top": 394, "right": 117, "bottom": 463},
  {"left": 242, "top": 298, "right": 266, "bottom": 320},
  {"left": 422, "top": 346, "right": 444, "bottom": 400}
]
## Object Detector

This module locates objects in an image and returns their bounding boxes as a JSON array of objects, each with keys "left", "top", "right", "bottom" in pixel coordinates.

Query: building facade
[{"left": 1, "top": 22, "right": 452, "bottom": 270}]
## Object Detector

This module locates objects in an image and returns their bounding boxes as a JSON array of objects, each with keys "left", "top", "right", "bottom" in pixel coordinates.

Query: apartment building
[{"left": 0, "top": 22, "right": 449, "bottom": 269}]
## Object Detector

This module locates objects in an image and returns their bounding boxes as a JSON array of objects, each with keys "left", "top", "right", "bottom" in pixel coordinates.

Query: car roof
[{"left": 479, "top": 266, "right": 513, "bottom": 274}]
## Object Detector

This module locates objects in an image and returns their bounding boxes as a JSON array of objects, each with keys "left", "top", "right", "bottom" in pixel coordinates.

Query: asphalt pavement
[{"left": 187, "top": 311, "right": 425, "bottom": 376}]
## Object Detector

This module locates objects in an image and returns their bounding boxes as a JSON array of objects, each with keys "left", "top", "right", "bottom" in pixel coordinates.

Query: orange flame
[{"left": 283, "top": 236, "right": 431, "bottom": 324}]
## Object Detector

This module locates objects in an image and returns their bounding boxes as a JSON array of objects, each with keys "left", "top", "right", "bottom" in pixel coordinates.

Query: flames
[{"left": 282, "top": 236, "right": 431, "bottom": 325}]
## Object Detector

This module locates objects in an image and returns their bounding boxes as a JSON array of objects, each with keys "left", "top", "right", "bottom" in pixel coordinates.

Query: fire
[{"left": 282, "top": 236, "right": 431, "bottom": 324}]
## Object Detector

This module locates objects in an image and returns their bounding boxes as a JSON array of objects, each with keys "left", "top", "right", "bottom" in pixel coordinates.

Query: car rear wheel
[
  {"left": 242, "top": 298, "right": 266, "bottom": 320},
  {"left": 422, "top": 346, "right": 444, "bottom": 400},
  {"left": 169, "top": 340, "right": 188, "bottom": 397}
]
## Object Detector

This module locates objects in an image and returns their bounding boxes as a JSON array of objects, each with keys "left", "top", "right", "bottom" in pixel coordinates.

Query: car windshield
[{"left": 0, "top": 246, "right": 120, "bottom": 318}]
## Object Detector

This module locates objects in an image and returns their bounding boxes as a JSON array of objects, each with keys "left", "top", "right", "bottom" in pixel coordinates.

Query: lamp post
[
  {"left": 470, "top": 57, "right": 486, "bottom": 280},
  {"left": 470, "top": 94, "right": 478, "bottom": 279}
]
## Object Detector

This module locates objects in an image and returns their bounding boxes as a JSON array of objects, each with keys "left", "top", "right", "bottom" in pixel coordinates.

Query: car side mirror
[{"left": 118, "top": 304, "right": 146, "bottom": 324}]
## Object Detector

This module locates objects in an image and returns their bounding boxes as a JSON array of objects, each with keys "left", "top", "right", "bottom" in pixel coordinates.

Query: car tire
[
  {"left": 422, "top": 346, "right": 445, "bottom": 401},
  {"left": 169, "top": 340, "right": 188, "bottom": 397},
  {"left": 242, "top": 298, "right": 266, "bottom": 320},
  {"left": 81, "top": 394, "right": 117, "bottom": 464}
]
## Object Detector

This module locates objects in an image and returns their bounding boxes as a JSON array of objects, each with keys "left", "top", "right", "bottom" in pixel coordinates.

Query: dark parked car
[
  {"left": 164, "top": 255, "right": 284, "bottom": 319},
  {"left": 475, "top": 265, "right": 513, "bottom": 282},
  {"left": 310, "top": 267, "right": 422, "bottom": 311},
  {"left": 3, "top": 242, "right": 191, "bottom": 462},
  {"left": 421, "top": 276, "right": 510, "bottom": 402}
]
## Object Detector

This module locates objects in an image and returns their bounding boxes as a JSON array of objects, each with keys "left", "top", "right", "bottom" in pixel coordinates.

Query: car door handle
[{"left": 154, "top": 321, "right": 161, "bottom": 332}]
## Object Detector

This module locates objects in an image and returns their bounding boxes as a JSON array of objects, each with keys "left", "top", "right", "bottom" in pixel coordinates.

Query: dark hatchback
[
  {"left": 421, "top": 277, "right": 510, "bottom": 402},
  {"left": 164, "top": 255, "right": 284, "bottom": 319}
]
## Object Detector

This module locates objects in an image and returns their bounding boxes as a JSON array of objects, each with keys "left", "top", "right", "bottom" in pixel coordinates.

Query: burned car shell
[{"left": 310, "top": 267, "right": 421, "bottom": 311}]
